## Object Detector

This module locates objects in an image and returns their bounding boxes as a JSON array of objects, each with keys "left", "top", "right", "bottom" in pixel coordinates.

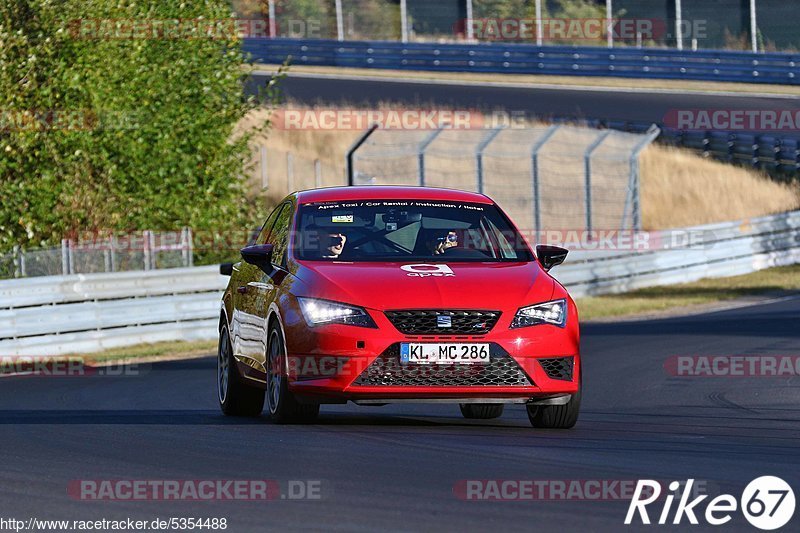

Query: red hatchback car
[{"left": 218, "top": 186, "right": 580, "bottom": 428}]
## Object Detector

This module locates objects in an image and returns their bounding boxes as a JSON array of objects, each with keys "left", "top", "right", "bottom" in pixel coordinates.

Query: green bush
[{"left": 0, "top": 0, "right": 274, "bottom": 263}]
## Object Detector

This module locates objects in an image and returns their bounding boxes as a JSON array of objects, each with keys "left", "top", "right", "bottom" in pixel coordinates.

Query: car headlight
[
  {"left": 298, "top": 298, "right": 377, "bottom": 328},
  {"left": 510, "top": 299, "right": 567, "bottom": 328}
]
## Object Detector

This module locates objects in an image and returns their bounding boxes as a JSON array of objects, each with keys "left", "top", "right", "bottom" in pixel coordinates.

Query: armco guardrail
[
  {"left": 553, "top": 210, "right": 800, "bottom": 298},
  {"left": 1, "top": 210, "right": 798, "bottom": 356},
  {"left": 243, "top": 38, "right": 800, "bottom": 85},
  {"left": 0, "top": 266, "right": 227, "bottom": 357}
]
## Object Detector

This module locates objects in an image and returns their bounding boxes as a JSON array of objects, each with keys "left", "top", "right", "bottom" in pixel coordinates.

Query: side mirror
[
  {"left": 536, "top": 245, "right": 568, "bottom": 271},
  {"left": 220, "top": 263, "right": 234, "bottom": 276},
  {"left": 240, "top": 244, "right": 274, "bottom": 272}
]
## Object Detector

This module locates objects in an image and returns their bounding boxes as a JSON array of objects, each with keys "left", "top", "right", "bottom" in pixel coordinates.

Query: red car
[{"left": 218, "top": 186, "right": 580, "bottom": 428}]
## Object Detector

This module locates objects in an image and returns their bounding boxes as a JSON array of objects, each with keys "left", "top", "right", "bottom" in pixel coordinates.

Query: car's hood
[{"left": 294, "top": 261, "right": 554, "bottom": 311}]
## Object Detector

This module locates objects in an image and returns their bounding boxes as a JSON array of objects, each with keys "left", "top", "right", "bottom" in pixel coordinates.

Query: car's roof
[{"left": 295, "top": 186, "right": 493, "bottom": 205}]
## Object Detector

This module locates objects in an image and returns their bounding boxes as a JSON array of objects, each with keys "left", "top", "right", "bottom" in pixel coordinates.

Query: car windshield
[{"left": 295, "top": 200, "right": 532, "bottom": 262}]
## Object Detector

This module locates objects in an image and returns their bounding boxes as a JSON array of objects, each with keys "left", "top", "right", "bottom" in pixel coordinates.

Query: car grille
[
  {"left": 384, "top": 310, "right": 501, "bottom": 335},
  {"left": 352, "top": 344, "right": 533, "bottom": 387},
  {"left": 538, "top": 357, "right": 574, "bottom": 381}
]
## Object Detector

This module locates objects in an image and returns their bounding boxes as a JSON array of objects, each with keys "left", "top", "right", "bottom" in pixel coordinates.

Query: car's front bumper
[{"left": 283, "top": 306, "right": 580, "bottom": 404}]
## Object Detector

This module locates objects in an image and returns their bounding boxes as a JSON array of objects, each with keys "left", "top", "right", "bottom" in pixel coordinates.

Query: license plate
[{"left": 400, "top": 343, "right": 490, "bottom": 364}]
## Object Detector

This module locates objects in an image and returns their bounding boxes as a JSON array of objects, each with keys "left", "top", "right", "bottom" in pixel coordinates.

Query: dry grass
[
  {"left": 640, "top": 146, "right": 799, "bottom": 228},
  {"left": 238, "top": 104, "right": 799, "bottom": 229},
  {"left": 577, "top": 264, "right": 800, "bottom": 320}
]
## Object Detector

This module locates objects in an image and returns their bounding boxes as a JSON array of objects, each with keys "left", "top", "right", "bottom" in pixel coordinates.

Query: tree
[{"left": 1, "top": 0, "right": 272, "bottom": 263}]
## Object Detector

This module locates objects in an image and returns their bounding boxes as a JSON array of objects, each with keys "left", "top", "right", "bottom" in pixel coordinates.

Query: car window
[
  {"left": 485, "top": 218, "right": 519, "bottom": 260},
  {"left": 255, "top": 203, "right": 287, "bottom": 245},
  {"left": 267, "top": 202, "right": 293, "bottom": 267},
  {"left": 296, "top": 200, "right": 532, "bottom": 262}
]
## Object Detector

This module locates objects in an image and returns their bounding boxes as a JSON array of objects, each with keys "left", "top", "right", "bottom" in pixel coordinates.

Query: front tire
[
  {"left": 266, "top": 323, "right": 320, "bottom": 424},
  {"left": 459, "top": 403, "right": 504, "bottom": 419},
  {"left": 527, "top": 378, "right": 581, "bottom": 429},
  {"left": 218, "top": 324, "right": 265, "bottom": 417}
]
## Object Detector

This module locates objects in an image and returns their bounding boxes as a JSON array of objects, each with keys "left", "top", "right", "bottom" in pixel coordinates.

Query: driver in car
[
  {"left": 432, "top": 231, "right": 458, "bottom": 255},
  {"left": 322, "top": 232, "right": 347, "bottom": 259},
  {"left": 302, "top": 225, "right": 348, "bottom": 259}
]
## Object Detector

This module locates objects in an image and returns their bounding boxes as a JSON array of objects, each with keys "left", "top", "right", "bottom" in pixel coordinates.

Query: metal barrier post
[
  {"left": 61, "top": 239, "right": 69, "bottom": 275},
  {"left": 476, "top": 127, "right": 503, "bottom": 194},
  {"left": 418, "top": 127, "right": 443, "bottom": 186},
  {"left": 530, "top": 125, "right": 560, "bottom": 238},
  {"left": 584, "top": 130, "right": 612, "bottom": 235},
  {"left": 624, "top": 125, "right": 661, "bottom": 230},
  {"left": 13, "top": 246, "right": 20, "bottom": 278},
  {"left": 110, "top": 235, "right": 117, "bottom": 272},
  {"left": 335, "top": 0, "right": 344, "bottom": 42},
  {"left": 346, "top": 124, "right": 379, "bottom": 186},
  {"left": 268, "top": 0, "right": 276, "bottom": 38},
  {"left": 400, "top": 0, "right": 409, "bottom": 43},
  {"left": 466, "top": 0, "right": 474, "bottom": 41},
  {"left": 68, "top": 239, "right": 75, "bottom": 274},
  {"left": 143, "top": 231, "right": 151, "bottom": 271},
  {"left": 535, "top": 0, "right": 543, "bottom": 46},
  {"left": 187, "top": 228, "right": 194, "bottom": 267},
  {"left": 104, "top": 241, "right": 111, "bottom": 273}
]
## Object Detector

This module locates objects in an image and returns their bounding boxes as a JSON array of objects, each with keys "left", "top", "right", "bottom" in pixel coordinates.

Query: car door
[
  {"left": 235, "top": 201, "right": 294, "bottom": 376},
  {"left": 231, "top": 203, "right": 287, "bottom": 375}
]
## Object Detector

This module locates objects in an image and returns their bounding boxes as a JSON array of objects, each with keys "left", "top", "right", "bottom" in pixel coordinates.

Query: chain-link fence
[
  {"left": 254, "top": 145, "right": 344, "bottom": 199},
  {"left": 238, "top": 1, "right": 799, "bottom": 52},
  {"left": 0, "top": 230, "right": 193, "bottom": 280},
  {"left": 350, "top": 125, "right": 660, "bottom": 233}
]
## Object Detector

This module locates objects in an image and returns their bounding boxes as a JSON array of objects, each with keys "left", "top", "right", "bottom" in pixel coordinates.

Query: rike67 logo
[{"left": 625, "top": 477, "right": 795, "bottom": 530}]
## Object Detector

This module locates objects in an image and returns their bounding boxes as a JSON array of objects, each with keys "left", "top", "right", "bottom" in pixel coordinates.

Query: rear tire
[
  {"left": 527, "top": 378, "right": 581, "bottom": 429},
  {"left": 218, "top": 324, "right": 265, "bottom": 417},
  {"left": 267, "top": 323, "right": 320, "bottom": 424},
  {"left": 459, "top": 403, "right": 504, "bottom": 419}
]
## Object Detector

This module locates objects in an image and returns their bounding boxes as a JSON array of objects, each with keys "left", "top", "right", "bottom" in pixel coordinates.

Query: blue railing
[
  {"left": 243, "top": 38, "right": 800, "bottom": 85},
  {"left": 244, "top": 38, "right": 800, "bottom": 176}
]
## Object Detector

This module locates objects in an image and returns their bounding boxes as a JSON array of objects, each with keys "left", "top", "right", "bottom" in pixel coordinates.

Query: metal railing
[
  {"left": 243, "top": 37, "right": 800, "bottom": 85},
  {"left": 0, "top": 229, "right": 194, "bottom": 280},
  {"left": 348, "top": 124, "right": 661, "bottom": 233},
  {"left": 0, "top": 266, "right": 226, "bottom": 356},
  {"left": 2, "top": 210, "right": 797, "bottom": 356},
  {"left": 247, "top": 1, "right": 798, "bottom": 54}
]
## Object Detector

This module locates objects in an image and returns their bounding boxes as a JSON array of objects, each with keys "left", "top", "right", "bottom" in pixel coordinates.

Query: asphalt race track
[
  {"left": 1, "top": 297, "right": 798, "bottom": 531},
  {"left": 248, "top": 72, "right": 800, "bottom": 124}
]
